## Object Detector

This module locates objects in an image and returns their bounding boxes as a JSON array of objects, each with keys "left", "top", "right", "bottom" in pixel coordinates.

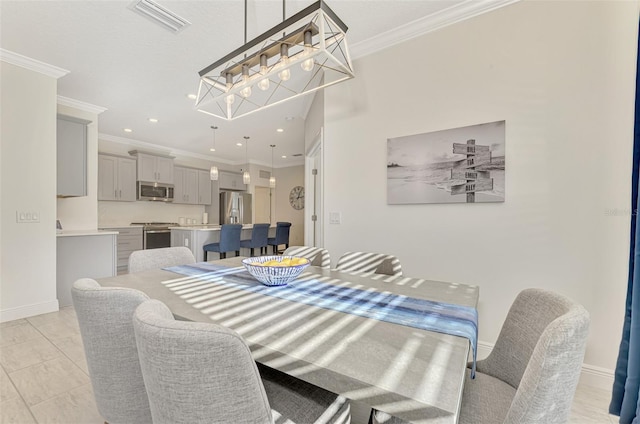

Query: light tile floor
[{"left": 0, "top": 307, "right": 620, "bottom": 424}]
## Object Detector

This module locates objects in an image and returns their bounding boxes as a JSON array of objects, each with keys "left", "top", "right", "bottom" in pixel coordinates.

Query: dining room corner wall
[
  {"left": 0, "top": 60, "right": 59, "bottom": 321},
  {"left": 322, "top": 0, "right": 639, "bottom": 389}
]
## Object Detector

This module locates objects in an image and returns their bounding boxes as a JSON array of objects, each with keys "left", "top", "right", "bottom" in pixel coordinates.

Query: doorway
[
  {"left": 305, "top": 128, "right": 323, "bottom": 247},
  {"left": 254, "top": 186, "right": 272, "bottom": 224}
]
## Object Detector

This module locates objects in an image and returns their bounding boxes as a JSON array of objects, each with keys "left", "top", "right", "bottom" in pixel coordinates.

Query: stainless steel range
[{"left": 131, "top": 222, "right": 178, "bottom": 249}]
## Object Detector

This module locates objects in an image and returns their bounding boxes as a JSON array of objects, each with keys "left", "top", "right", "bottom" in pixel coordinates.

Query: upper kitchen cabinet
[
  {"left": 98, "top": 154, "right": 137, "bottom": 201},
  {"left": 57, "top": 115, "right": 91, "bottom": 197},
  {"left": 218, "top": 171, "right": 246, "bottom": 191},
  {"left": 174, "top": 167, "right": 212, "bottom": 205},
  {"left": 174, "top": 166, "right": 198, "bottom": 204},
  {"left": 198, "top": 170, "right": 212, "bottom": 205},
  {"left": 129, "top": 150, "right": 174, "bottom": 184}
]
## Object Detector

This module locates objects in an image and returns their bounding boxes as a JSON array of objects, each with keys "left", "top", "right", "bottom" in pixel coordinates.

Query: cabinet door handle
[
  {"left": 119, "top": 190, "right": 122, "bottom": 198},
  {"left": 115, "top": 189, "right": 117, "bottom": 198}
]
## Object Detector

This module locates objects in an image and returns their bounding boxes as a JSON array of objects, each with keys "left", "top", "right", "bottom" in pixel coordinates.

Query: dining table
[{"left": 97, "top": 257, "right": 479, "bottom": 424}]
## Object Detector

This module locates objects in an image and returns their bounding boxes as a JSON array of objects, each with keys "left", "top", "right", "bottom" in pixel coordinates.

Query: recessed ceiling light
[
  {"left": 276, "top": 128, "right": 284, "bottom": 133},
  {"left": 236, "top": 142, "right": 243, "bottom": 146},
  {"left": 209, "top": 148, "right": 216, "bottom": 152},
  {"left": 187, "top": 94, "right": 197, "bottom": 100},
  {"left": 148, "top": 118, "right": 158, "bottom": 123},
  {"left": 281, "top": 155, "right": 287, "bottom": 158},
  {"left": 124, "top": 128, "right": 133, "bottom": 133}
]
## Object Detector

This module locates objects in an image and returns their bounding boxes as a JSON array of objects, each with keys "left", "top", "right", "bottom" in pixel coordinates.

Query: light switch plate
[{"left": 329, "top": 212, "right": 341, "bottom": 224}]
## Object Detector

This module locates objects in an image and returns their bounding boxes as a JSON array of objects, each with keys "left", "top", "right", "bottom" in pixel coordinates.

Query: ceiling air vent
[{"left": 128, "top": 0, "right": 191, "bottom": 34}]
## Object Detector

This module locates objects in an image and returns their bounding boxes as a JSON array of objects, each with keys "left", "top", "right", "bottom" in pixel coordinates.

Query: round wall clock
[{"left": 289, "top": 186, "right": 305, "bottom": 210}]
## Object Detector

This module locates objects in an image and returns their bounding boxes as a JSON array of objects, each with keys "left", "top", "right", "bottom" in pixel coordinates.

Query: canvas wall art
[{"left": 387, "top": 120, "right": 505, "bottom": 204}]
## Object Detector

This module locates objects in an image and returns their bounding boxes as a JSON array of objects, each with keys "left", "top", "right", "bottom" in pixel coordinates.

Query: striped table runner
[{"left": 164, "top": 262, "right": 478, "bottom": 377}]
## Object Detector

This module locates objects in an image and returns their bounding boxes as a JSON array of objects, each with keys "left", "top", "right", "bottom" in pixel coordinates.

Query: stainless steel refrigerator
[{"left": 219, "top": 191, "right": 252, "bottom": 225}]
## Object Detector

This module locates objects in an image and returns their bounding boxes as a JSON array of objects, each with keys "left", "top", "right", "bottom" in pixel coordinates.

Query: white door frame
[{"left": 305, "top": 128, "right": 324, "bottom": 247}]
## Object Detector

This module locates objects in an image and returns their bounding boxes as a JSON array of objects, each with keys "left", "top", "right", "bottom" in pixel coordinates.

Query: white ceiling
[{"left": 0, "top": 0, "right": 515, "bottom": 168}]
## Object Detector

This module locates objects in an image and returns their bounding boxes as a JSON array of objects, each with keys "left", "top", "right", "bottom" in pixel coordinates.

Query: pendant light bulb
[
  {"left": 243, "top": 170, "right": 251, "bottom": 185},
  {"left": 257, "top": 55, "right": 270, "bottom": 91},
  {"left": 278, "top": 44, "right": 291, "bottom": 81},
  {"left": 225, "top": 73, "right": 235, "bottom": 105},
  {"left": 240, "top": 64, "right": 252, "bottom": 98},
  {"left": 210, "top": 126, "right": 219, "bottom": 181},
  {"left": 301, "top": 31, "right": 314, "bottom": 72}
]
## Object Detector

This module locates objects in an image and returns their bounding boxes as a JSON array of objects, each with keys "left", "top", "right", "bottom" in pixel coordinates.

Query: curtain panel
[{"left": 610, "top": 18, "right": 640, "bottom": 424}]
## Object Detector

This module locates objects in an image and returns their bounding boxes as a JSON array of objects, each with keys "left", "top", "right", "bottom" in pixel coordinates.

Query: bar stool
[
  {"left": 267, "top": 222, "right": 291, "bottom": 254},
  {"left": 203, "top": 224, "right": 242, "bottom": 260},
  {"left": 240, "top": 223, "right": 270, "bottom": 256}
]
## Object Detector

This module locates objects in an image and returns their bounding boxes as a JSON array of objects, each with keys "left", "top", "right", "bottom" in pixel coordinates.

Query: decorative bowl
[{"left": 242, "top": 256, "right": 310, "bottom": 286}]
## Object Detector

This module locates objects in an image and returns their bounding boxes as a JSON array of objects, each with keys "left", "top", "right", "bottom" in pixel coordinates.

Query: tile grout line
[
  {"left": 20, "top": 316, "right": 92, "bottom": 423},
  {"left": 2, "top": 325, "right": 45, "bottom": 424}
]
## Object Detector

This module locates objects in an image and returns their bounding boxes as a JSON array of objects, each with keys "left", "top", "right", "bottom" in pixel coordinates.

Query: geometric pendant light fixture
[
  {"left": 195, "top": 0, "right": 354, "bottom": 121},
  {"left": 209, "top": 125, "right": 219, "bottom": 181}
]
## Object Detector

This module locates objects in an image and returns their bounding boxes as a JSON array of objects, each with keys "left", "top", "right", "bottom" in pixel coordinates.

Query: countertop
[
  {"left": 57, "top": 229, "right": 119, "bottom": 237},
  {"left": 169, "top": 224, "right": 265, "bottom": 231},
  {"left": 97, "top": 225, "right": 144, "bottom": 229}
]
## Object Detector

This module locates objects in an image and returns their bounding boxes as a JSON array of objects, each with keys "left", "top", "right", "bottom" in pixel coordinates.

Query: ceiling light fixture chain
[
  {"left": 195, "top": 0, "right": 354, "bottom": 121},
  {"left": 209, "top": 125, "right": 219, "bottom": 180}
]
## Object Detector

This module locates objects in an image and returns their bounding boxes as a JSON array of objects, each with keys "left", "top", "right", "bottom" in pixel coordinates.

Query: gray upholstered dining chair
[
  {"left": 284, "top": 246, "right": 331, "bottom": 269},
  {"left": 335, "top": 251, "right": 403, "bottom": 277},
  {"left": 71, "top": 278, "right": 153, "bottom": 424},
  {"left": 373, "top": 288, "right": 590, "bottom": 424},
  {"left": 128, "top": 246, "right": 196, "bottom": 273},
  {"left": 133, "top": 299, "right": 351, "bottom": 424}
]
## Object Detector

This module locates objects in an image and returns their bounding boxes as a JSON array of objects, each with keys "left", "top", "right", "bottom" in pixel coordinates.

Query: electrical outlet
[{"left": 329, "top": 212, "right": 341, "bottom": 224}]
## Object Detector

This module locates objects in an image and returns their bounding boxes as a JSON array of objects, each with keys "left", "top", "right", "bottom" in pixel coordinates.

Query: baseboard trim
[
  {"left": 474, "top": 340, "right": 614, "bottom": 391},
  {"left": 0, "top": 300, "right": 59, "bottom": 323}
]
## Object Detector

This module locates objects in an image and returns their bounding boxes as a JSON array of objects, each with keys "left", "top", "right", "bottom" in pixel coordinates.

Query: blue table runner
[{"left": 164, "top": 262, "right": 478, "bottom": 378}]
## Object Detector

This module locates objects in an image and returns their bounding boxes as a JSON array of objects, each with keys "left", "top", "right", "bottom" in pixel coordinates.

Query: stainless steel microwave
[{"left": 137, "top": 182, "right": 174, "bottom": 202}]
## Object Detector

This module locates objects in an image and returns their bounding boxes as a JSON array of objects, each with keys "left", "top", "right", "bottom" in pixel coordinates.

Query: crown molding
[
  {"left": 0, "top": 48, "right": 69, "bottom": 79},
  {"left": 57, "top": 96, "right": 107, "bottom": 115},
  {"left": 350, "top": 0, "right": 520, "bottom": 59},
  {"left": 99, "top": 133, "right": 237, "bottom": 165}
]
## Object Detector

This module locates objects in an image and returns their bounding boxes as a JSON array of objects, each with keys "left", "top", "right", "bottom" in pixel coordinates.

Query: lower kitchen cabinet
[{"left": 99, "top": 226, "right": 143, "bottom": 273}]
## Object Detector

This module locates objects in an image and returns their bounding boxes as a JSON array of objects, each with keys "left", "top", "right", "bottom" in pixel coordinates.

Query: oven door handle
[{"left": 145, "top": 229, "right": 171, "bottom": 234}]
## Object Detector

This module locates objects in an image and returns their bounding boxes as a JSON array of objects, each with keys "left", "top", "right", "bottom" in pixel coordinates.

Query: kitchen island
[{"left": 170, "top": 225, "right": 275, "bottom": 262}]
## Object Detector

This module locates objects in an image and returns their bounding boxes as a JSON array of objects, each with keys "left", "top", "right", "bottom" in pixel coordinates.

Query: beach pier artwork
[{"left": 450, "top": 139, "right": 493, "bottom": 203}]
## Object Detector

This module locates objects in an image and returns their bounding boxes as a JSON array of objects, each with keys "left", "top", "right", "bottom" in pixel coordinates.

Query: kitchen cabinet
[
  {"left": 174, "top": 167, "right": 212, "bottom": 205},
  {"left": 129, "top": 150, "right": 174, "bottom": 184},
  {"left": 117, "top": 226, "right": 143, "bottom": 273},
  {"left": 218, "top": 171, "right": 246, "bottom": 190},
  {"left": 174, "top": 167, "right": 198, "bottom": 204},
  {"left": 57, "top": 115, "right": 91, "bottom": 197},
  {"left": 198, "top": 170, "right": 212, "bottom": 205},
  {"left": 98, "top": 154, "right": 137, "bottom": 201}
]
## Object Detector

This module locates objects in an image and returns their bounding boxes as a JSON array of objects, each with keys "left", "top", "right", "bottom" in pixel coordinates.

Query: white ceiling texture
[{"left": 0, "top": 0, "right": 515, "bottom": 167}]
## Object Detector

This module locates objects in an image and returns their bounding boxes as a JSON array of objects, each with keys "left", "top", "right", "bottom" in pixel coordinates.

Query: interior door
[{"left": 254, "top": 186, "right": 271, "bottom": 224}]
